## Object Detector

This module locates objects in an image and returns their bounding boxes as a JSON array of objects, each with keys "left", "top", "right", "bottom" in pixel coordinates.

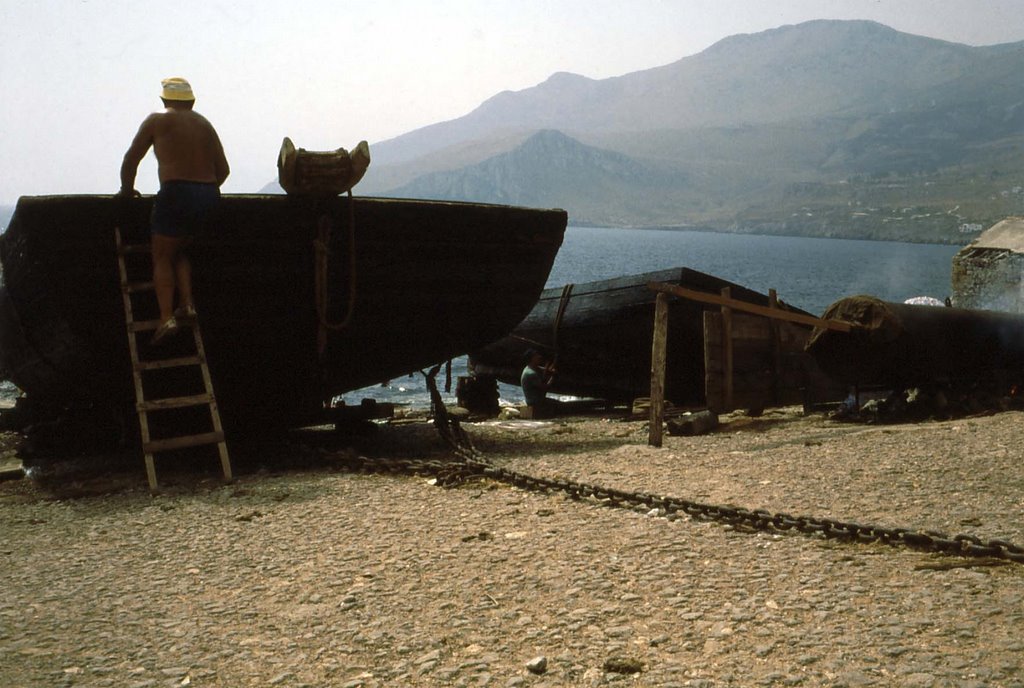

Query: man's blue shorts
[{"left": 150, "top": 180, "right": 220, "bottom": 238}]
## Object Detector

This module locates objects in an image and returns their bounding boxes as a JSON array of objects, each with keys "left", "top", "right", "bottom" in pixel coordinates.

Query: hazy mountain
[
  {"left": 272, "top": 20, "right": 1024, "bottom": 242},
  {"left": 386, "top": 129, "right": 696, "bottom": 226},
  {"left": 369, "top": 20, "right": 986, "bottom": 167}
]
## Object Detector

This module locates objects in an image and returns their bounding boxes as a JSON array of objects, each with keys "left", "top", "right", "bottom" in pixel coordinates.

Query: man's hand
[{"left": 114, "top": 188, "right": 141, "bottom": 198}]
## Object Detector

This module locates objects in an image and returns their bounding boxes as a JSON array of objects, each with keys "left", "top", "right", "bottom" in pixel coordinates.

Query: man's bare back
[{"left": 120, "top": 104, "right": 229, "bottom": 192}]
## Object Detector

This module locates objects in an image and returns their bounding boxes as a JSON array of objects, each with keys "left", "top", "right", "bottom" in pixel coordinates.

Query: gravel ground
[{"left": 1, "top": 406, "right": 1023, "bottom": 687}]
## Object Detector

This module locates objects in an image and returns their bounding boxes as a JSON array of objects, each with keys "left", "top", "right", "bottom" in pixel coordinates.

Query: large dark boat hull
[
  {"left": 469, "top": 267, "right": 813, "bottom": 406},
  {"left": 0, "top": 195, "right": 566, "bottom": 432}
]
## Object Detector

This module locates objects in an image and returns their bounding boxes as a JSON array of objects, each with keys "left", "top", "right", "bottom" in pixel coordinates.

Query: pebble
[{"left": 603, "top": 657, "right": 643, "bottom": 674}]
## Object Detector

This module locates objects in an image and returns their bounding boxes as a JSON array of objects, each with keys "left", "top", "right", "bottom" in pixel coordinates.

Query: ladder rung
[
  {"left": 144, "top": 431, "right": 225, "bottom": 453},
  {"left": 130, "top": 319, "right": 162, "bottom": 332},
  {"left": 117, "top": 243, "right": 151, "bottom": 255},
  {"left": 135, "top": 355, "right": 204, "bottom": 371},
  {"left": 124, "top": 281, "right": 156, "bottom": 293},
  {"left": 138, "top": 393, "right": 214, "bottom": 411},
  {"left": 129, "top": 319, "right": 195, "bottom": 333}
]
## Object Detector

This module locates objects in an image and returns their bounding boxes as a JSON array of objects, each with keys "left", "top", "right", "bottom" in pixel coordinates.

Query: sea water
[{"left": 0, "top": 227, "right": 961, "bottom": 409}]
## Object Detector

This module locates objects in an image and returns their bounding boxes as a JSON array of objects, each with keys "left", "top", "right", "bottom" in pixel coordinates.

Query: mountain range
[{"left": 263, "top": 20, "right": 1024, "bottom": 243}]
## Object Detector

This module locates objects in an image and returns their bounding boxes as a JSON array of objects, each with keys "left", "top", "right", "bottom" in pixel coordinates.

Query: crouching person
[{"left": 521, "top": 349, "right": 559, "bottom": 418}]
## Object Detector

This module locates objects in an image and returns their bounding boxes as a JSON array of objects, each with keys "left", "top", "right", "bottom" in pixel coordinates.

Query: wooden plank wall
[{"left": 703, "top": 311, "right": 844, "bottom": 413}]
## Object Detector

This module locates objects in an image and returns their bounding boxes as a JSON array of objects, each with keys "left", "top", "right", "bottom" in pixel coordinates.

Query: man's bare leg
[
  {"left": 174, "top": 240, "right": 194, "bottom": 314},
  {"left": 151, "top": 234, "right": 185, "bottom": 324}
]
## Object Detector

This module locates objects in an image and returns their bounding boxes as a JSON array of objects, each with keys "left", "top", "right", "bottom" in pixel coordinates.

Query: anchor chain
[
  {"left": 473, "top": 463, "right": 1024, "bottom": 564},
  {"left": 376, "top": 370, "right": 1024, "bottom": 565},
  {"left": 320, "top": 446, "right": 1024, "bottom": 564}
]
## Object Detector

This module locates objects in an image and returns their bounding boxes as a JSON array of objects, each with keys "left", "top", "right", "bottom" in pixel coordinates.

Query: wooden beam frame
[{"left": 647, "top": 282, "right": 852, "bottom": 332}]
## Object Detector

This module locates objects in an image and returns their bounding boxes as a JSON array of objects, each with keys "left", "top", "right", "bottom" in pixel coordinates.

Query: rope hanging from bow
[{"left": 314, "top": 190, "right": 357, "bottom": 355}]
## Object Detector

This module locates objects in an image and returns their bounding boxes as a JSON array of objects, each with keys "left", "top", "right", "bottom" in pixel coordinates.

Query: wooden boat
[
  {"left": 468, "top": 267, "right": 826, "bottom": 409},
  {"left": 0, "top": 194, "right": 566, "bottom": 433}
]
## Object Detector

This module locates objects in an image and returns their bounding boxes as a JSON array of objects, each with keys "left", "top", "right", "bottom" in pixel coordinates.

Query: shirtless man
[{"left": 117, "top": 77, "right": 229, "bottom": 344}]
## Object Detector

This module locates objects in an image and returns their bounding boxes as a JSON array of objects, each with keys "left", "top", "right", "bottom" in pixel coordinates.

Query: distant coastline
[
  {"left": 571, "top": 223, "right": 975, "bottom": 247},
  {"left": 1, "top": 202, "right": 977, "bottom": 246}
]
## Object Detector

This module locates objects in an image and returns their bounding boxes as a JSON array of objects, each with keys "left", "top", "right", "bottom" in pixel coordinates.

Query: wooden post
[
  {"left": 702, "top": 311, "right": 720, "bottom": 412},
  {"left": 769, "top": 288, "right": 782, "bottom": 405},
  {"left": 721, "top": 287, "right": 734, "bottom": 411},
  {"left": 648, "top": 292, "right": 669, "bottom": 447}
]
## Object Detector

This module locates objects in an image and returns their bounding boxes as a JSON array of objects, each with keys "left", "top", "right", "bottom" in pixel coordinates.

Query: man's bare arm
[
  {"left": 212, "top": 130, "right": 230, "bottom": 186},
  {"left": 118, "top": 114, "right": 158, "bottom": 194}
]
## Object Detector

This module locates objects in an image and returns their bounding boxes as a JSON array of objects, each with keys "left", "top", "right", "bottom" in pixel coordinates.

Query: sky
[{"left": 2, "top": 0, "right": 1023, "bottom": 206}]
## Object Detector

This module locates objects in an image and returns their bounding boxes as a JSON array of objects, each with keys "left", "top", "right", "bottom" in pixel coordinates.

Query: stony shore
[{"left": 1, "top": 406, "right": 1023, "bottom": 687}]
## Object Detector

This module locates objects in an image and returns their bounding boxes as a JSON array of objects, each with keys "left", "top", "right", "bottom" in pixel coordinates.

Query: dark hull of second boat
[{"left": 469, "top": 267, "right": 813, "bottom": 406}]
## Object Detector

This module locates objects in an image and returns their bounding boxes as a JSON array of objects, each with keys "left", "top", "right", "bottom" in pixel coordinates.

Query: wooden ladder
[{"left": 115, "top": 226, "right": 232, "bottom": 491}]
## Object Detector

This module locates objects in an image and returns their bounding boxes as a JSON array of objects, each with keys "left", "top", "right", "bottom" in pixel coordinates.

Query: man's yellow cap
[{"left": 161, "top": 77, "right": 195, "bottom": 101}]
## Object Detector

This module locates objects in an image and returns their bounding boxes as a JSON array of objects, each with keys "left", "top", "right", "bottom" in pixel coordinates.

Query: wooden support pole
[
  {"left": 721, "top": 287, "right": 734, "bottom": 411},
  {"left": 769, "top": 288, "right": 782, "bottom": 405},
  {"left": 648, "top": 292, "right": 669, "bottom": 447}
]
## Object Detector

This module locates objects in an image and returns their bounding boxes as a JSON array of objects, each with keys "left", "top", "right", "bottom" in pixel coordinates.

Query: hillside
[
  {"left": 385, "top": 130, "right": 697, "bottom": 227},
  {"left": 269, "top": 20, "right": 1024, "bottom": 243},
  {"left": 368, "top": 20, "right": 986, "bottom": 166}
]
